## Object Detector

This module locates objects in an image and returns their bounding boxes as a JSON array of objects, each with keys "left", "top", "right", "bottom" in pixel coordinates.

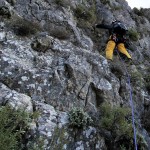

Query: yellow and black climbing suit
[
  {"left": 95, "top": 21, "right": 132, "bottom": 61},
  {"left": 105, "top": 34, "right": 132, "bottom": 60}
]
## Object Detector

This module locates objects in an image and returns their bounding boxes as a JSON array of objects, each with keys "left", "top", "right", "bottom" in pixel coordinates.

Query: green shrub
[
  {"left": 74, "top": 4, "right": 96, "bottom": 26},
  {"left": 133, "top": 7, "right": 144, "bottom": 16},
  {"left": 113, "top": 6, "right": 122, "bottom": 11},
  {"left": 128, "top": 28, "right": 139, "bottom": 41},
  {"left": 27, "top": 135, "right": 45, "bottom": 150},
  {"left": 100, "top": 103, "right": 132, "bottom": 148},
  {"left": 0, "top": 6, "right": 11, "bottom": 18},
  {"left": 136, "top": 132, "right": 148, "bottom": 150},
  {"left": 55, "top": 0, "right": 64, "bottom": 5},
  {"left": 50, "top": 127, "right": 68, "bottom": 150},
  {"left": 0, "top": 105, "right": 42, "bottom": 150},
  {"left": 75, "top": 5, "right": 95, "bottom": 21},
  {"left": 99, "top": 103, "right": 148, "bottom": 149},
  {"left": 101, "top": 0, "right": 110, "bottom": 5},
  {"left": 119, "top": 132, "right": 148, "bottom": 150},
  {"left": 54, "top": 0, "right": 71, "bottom": 7},
  {"left": 100, "top": 103, "right": 132, "bottom": 137},
  {"left": 120, "top": 145, "right": 126, "bottom": 150},
  {"left": 0, "top": 106, "right": 31, "bottom": 150},
  {"left": 12, "top": 18, "right": 41, "bottom": 37},
  {"left": 50, "top": 28, "right": 70, "bottom": 40},
  {"left": 144, "top": 75, "right": 150, "bottom": 94},
  {"left": 68, "top": 107, "right": 92, "bottom": 128},
  {"left": 130, "top": 71, "right": 143, "bottom": 87},
  {"left": 74, "top": 5, "right": 90, "bottom": 20},
  {"left": 145, "top": 73, "right": 150, "bottom": 79},
  {"left": 145, "top": 83, "right": 150, "bottom": 94}
]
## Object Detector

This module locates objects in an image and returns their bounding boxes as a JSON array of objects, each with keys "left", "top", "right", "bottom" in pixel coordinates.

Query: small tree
[
  {"left": 0, "top": 106, "right": 31, "bottom": 150},
  {"left": 68, "top": 107, "right": 92, "bottom": 128},
  {"left": 128, "top": 28, "right": 139, "bottom": 41},
  {"left": 99, "top": 103, "right": 148, "bottom": 149}
]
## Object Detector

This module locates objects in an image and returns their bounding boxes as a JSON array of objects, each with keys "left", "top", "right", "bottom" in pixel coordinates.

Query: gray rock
[
  {"left": 0, "top": 30, "right": 6, "bottom": 42},
  {"left": 31, "top": 35, "right": 54, "bottom": 52},
  {"left": 0, "top": 83, "right": 33, "bottom": 112}
]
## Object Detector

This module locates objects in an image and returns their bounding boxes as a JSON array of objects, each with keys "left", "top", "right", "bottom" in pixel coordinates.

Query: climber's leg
[
  {"left": 105, "top": 40, "right": 116, "bottom": 60},
  {"left": 117, "top": 43, "right": 132, "bottom": 59}
]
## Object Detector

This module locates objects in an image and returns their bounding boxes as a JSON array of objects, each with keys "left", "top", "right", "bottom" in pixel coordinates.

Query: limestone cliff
[{"left": 0, "top": 0, "right": 150, "bottom": 149}]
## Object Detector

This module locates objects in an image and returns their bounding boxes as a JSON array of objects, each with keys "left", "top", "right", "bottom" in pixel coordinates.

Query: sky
[{"left": 126, "top": 0, "right": 150, "bottom": 8}]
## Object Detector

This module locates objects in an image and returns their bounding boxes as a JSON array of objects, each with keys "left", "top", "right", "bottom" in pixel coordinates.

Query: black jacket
[
  {"left": 96, "top": 24, "right": 112, "bottom": 30},
  {"left": 95, "top": 23, "right": 128, "bottom": 43},
  {"left": 96, "top": 24, "right": 113, "bottom": 34}
]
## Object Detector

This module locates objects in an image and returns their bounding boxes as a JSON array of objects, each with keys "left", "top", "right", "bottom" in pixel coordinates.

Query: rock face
[{"left": 0, "top": 0, "right": 150, "bottom": 149}]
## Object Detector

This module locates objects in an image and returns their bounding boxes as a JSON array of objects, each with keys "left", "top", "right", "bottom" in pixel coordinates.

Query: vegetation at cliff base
[
  {"left": 99, "top": 103, "right": 148, "bottom": 149},
  {"left": 0, "top": 106, "right": 31, "bottom": 150},
  {"left": 0, "top": 105, "right": 41, "bottom": 150}
]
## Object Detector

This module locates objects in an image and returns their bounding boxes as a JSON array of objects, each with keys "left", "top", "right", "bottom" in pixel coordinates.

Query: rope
[{"left": 115, "top": 49, "right": 138, "bottom": 150}]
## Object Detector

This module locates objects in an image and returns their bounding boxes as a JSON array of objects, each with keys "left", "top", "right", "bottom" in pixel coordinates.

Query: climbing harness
[{"left": 116, "top": 49, "right": 138, "bottom": 150}]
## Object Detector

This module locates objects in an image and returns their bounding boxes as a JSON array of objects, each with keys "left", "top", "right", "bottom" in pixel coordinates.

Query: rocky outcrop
[
  {"left": 0, "top": 83, "right": 33, "bottom": 112},
  {"left": 0, "top": 0, "right": 150, "bottom": 149}
]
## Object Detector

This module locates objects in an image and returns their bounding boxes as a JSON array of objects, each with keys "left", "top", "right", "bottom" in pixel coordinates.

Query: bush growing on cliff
[
  {"left": 133, "top": 7, "right": 144, "bottom": 16},
  {"left": 144, "top": 75, "right": 150, "bottom": 94},
  {"left": 0, "top": 105, "right": 42, "bottom": 150},
  {"left": 50, "top": 28, "right": 71, "bottom": 40},
  {"left": 100, "top": 103, "right": 132, "bottom": 137},
  {"left": 0, "top": 6, "right": 11, "bottom": 18},
  {"left": 50, "top": 127, "right": 68, "bottom": 150},
  {"left": 0, "top": 106, "right": 30, "bottom": 150},
  {"left": 130, "top": 70, "right": 144, "bottom": 88},
  {"left": 101, "top": 0, "right": 110, "bottom": 5},
  {"left": 55, "top": 0, "right": 64, "bottom": 6},
  {"left": 145, "top": 83, "right": 150, "bottom": 94},
  {"left": 55, "top": 0, "right": 70, "bottom": 7},
  {"left": 68, "top": 107, "right": 93, "bottom": 128},
  {"left": 75, "top": 5, "right": 90, "bottom": 20},
  {"left": 12, "top": 18, "right": 41, "bottom": 37},
  {"left": 74, "top": 4, "right": 96, "bottom": 28},
  {"left": 128, "top": 28, "right": 139, "bottom": 41},
  {"left": 136, "top": 132, "right": 148, "bottom": 150},
  {"left": 99, "top": 103, "right": 148, "bottom": 149}
]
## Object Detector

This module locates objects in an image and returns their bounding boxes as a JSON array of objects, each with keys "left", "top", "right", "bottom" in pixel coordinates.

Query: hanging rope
[{"left": 115, "top": 49, "right": 138, "bottom": 150}]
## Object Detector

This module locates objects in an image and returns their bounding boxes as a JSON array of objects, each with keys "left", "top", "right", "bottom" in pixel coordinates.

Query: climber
[{"left": 95, "top": 20, "right": 132, "bottom": 61}]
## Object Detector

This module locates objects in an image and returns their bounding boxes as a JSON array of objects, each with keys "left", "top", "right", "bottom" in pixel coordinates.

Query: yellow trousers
[{"left": 105, "top": 40, "right": 131, "bottom": 60}]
